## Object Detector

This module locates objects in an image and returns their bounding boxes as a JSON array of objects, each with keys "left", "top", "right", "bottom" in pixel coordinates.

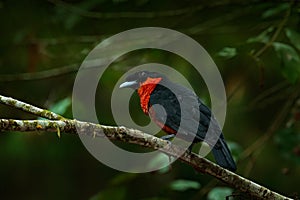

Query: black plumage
[{"left": 120, "top": 71, "right": 237, "bottom": 171}]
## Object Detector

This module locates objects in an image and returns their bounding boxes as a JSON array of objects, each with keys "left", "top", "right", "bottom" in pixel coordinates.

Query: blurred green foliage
[
  {"left": 169, "top": 179, "right": 201, "bottom": 192},
  {"left": 207, "top": 187, "right": 233, "bottom": 200},
  {"left": 0, "top": 0, "right": 300, "bottom": 199}
]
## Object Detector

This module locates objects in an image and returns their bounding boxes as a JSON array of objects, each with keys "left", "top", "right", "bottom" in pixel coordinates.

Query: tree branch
[
  {"left": 0, "top": 94, "right": 64, "bottom": 120},
  {"left": 0, "top": 95, "right": 293, "bottom": 200},
  {"left": 253, "top": 4, "right": 291, "bottom": 58},
  {"left": 48, "top": 0, "right": 227, "bottom": 19},
  {"left": 0, "top": 64, "right": 79, "bottom": 82}
]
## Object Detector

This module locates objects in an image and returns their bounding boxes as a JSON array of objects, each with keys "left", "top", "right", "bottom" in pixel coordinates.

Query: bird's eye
[{"left": 141, "top": 72, "right": 146, "bottom": 77}]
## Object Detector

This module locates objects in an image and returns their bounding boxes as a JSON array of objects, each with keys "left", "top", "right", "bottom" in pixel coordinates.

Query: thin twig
[
  {"left": 240, "top": 4, "right": 293, "bottom": 168},
  {"left": 241, "top": 86, "right": 299, "bottom": 160},
  {"left": 48, "top": 0, "right": 229, "bottom": 19},
  {"left": 29, "top": 36, "right": 105, "bottom": 45},
  {"left": 0, "top": 64, "right": 79, "bottom": 82},
  {"left": 248, "top": 81, "right": 290, "bottom": 110},
  {"left": 253, "top": 5, "right": 291, "bottom": 58}
]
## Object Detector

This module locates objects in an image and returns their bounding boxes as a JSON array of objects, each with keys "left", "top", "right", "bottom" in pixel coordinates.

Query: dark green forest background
[{"left": 0, "top": 0, "right": 300, "bottom": 199}]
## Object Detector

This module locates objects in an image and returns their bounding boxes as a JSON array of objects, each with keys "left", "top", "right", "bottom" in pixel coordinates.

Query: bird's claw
[
  {"left": 159, "top": 134, "right": 174, "bottom": 169},
  {"left": 160, "top": 134, "right": 175, "bottom": 141},
  {"left": 160, "top": 134, "right": 175, "bottom": 146}
]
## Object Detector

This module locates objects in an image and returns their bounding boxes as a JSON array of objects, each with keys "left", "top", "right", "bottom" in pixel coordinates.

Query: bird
[{"left": 119, "top": 70, "right": 237, "bottom": 171}]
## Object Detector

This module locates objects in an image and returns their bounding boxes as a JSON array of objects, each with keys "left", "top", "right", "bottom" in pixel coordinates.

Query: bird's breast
[
  {"left": 137, "top": 77, "right": 162, "bottom": 114},
  {"left": 137, "top": 84, "right": 159, "bottom": 114}
]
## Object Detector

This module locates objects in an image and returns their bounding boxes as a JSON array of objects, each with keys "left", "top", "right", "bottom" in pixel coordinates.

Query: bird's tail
[{"left": 212, "top": 139, "right": 237, "bottom": 172}]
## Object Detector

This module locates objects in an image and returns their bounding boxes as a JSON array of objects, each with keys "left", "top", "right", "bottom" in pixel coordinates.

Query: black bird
[{"left": 120, "top": 71, "right": 237, "bottom": 171}]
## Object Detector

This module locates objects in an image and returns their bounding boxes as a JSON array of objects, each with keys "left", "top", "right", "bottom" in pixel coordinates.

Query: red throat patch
[{"left": 137, "top": 77, "right": 162, "bottom": 114}]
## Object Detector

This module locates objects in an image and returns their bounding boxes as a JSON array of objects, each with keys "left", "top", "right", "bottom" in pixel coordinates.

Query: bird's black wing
[
  {"left": 148, "top": 84, "right": 181, "bottom": 134},
  {"left": 149, "top": 81, "right": 236, "bottom": 171},
  {"left": 149, "top": 81, "right": 222, "bottom": 146}
]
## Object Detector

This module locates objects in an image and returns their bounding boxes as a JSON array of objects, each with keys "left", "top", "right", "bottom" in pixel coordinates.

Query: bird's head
[{"left": 119, "top": 71, "right": 165, "bottom": 90}]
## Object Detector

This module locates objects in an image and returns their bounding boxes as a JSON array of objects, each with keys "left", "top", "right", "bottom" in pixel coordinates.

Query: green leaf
[
  {"left": 274, "top": 127, "right": 300, "bottom": 164},
  {"left": 217, "top": 47, "right": 237, "bottom": 59},
  {"left": 169, "top": 179, "right": 201, "bottom": 191},
  {"left": 147, "top": 153, "right": 172, "bottom": 174},
  {"left": 247, "top": 26, "right": 274, "bottom": 44},
  {"left": 262, "top": 3, "right": 289, "bottom": 19},
  {"left": 207, "top": 187, "right": 233, "bottom": 200},
  {"left": 49, "top": 97, "right": 71, "bottom": 115},
  {"left": 272, "top": 42, "right": 300, "bottom": 83},
  {"left": 285, "top": 28, "right": 300, "bottom": 51},
  {"left": 56, "top": 127, "right": 61, "bottom": 138}
]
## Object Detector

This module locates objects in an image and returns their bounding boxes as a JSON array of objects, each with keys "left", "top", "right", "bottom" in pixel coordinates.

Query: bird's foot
[
  {"left": 160, "top": 134, "right": 175, "bottom": 141},
  {"left": 160, "top": 134, "right": 175, "bottom": 146},
  {"left": 160, "top": 134, "right": 176, "bottom": 169}
]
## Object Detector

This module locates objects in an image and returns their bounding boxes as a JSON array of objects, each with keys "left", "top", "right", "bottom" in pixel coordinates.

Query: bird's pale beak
[{"left": 119, "top": 80, "right": 139, "bottom": 89}]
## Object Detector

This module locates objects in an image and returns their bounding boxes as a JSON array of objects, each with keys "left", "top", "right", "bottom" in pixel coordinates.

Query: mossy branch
[
  {"left": 0, "top": 94, "right": 64, "bottom": 120},
  {"left": 0, "top": 95, "right": 293, "bottom": 200}
]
